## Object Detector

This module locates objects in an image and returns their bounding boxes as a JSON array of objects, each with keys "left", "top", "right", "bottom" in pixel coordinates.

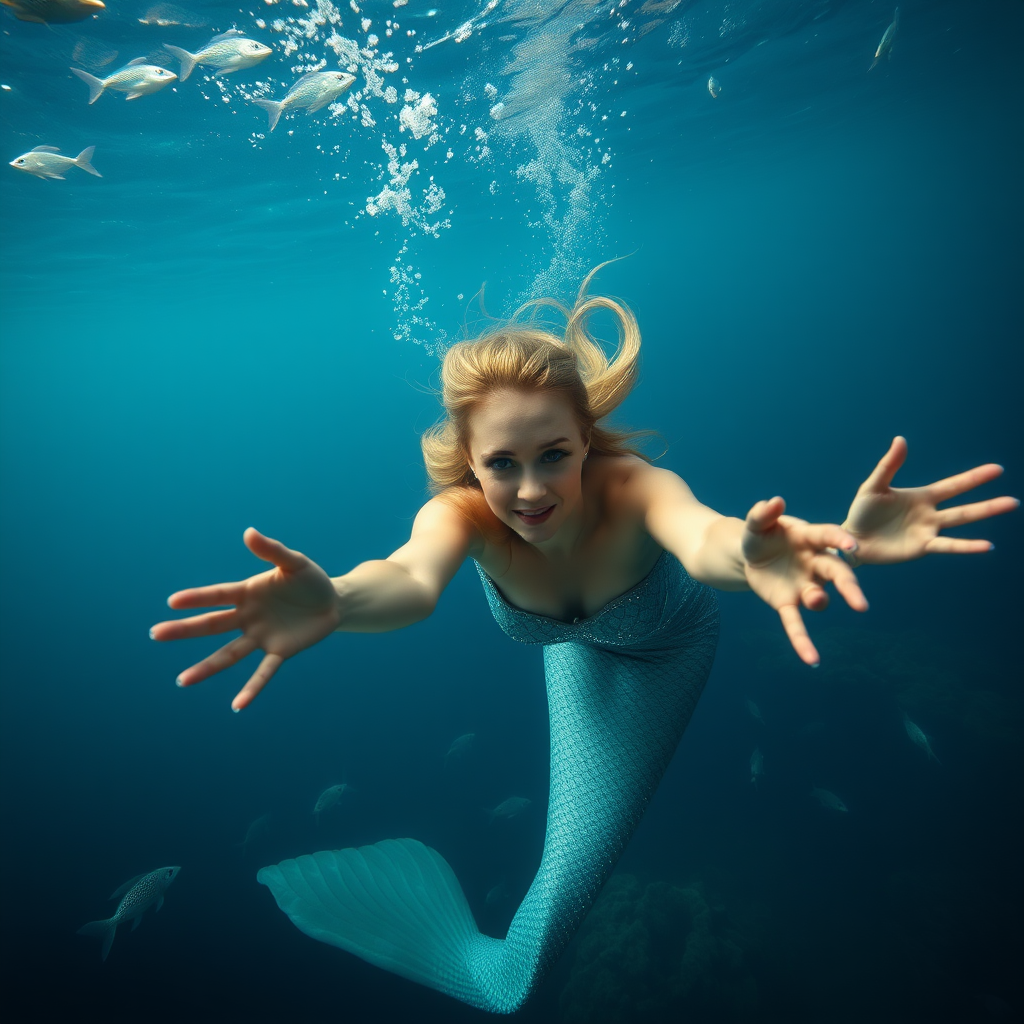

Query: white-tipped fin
[
  {"left": 257, "top": 839, "right": 496, "bottom": 1008},
  {"left": 77, "top": 918, "right": 117, "bottom": 962},
  {"left": 74, "top": 146, "right": 101, "bottom": 177},
  {"left": 253, "top": 97, "right": 284, "bottom": 131},
  {"left": 163, "top": 44, "right": 197, "bottom": 81},
  {"left": 31, "top": 145, "right": 61, "bottom": 153},
  {"left": 70, "top": 67, "right": 105, "bottom": 104}
]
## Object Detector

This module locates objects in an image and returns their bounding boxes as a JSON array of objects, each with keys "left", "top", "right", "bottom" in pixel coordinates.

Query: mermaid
[{"left": 151, "top": 268, "right": 1015, "bottom": 1013}]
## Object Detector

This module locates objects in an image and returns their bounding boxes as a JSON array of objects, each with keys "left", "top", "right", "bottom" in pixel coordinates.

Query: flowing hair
[{"left": 421, "top": 263, "right": 652, "bottom": 537}]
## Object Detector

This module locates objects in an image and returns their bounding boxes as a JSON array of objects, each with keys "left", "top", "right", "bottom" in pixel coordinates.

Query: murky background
[{"left": 1, "top": 1, "right": 1021, "bottom": 1021}]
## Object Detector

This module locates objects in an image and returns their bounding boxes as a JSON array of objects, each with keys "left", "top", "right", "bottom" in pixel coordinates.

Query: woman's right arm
[
  {"left": 151, "top": 498, "right": 478, "bottom": 710},
  {"left": 334, "top": 497, "right": 480, "bottom": 632}
]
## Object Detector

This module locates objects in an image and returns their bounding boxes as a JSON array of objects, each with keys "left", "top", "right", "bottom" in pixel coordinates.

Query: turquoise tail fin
[
  {"left": 258, "top": 839, "right": 501, "bottom": 1009},
  {"left": 77, "top": 918, "right": 117, "bottom": 962}
]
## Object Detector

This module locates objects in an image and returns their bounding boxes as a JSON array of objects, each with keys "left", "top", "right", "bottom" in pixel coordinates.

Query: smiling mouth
[{"left": 513, "top": 505, "right": 555, "bottom": 524}]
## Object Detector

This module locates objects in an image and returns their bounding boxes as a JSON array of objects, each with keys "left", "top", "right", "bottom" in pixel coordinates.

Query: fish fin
[
  {"left": 125, "top": 56, "right": 150, "bottom": 67},
  {"left": 125, "top": 90, "right": 146, "bottom": 100},
  {"left": 253, "top": 97, "right": 284, "bottom": 131},
  {"left": 209, "top": 28, "right": 244, "bottom": 41},
  {"left": 257, "top": 840, "right": 488, "bottom": 1001},
  {"left": 155, "top": 895, "right": 164, "bottom": 912},
  {"left": 49, "top": 173, "right": 67, "bottom": 180},
  {"left": 306, "top": 97, "right": 333, "bottom": 114},
  {"left": 77, "top": 918, "right": 117, "bottom": 962},
  {"left": 74, "top": 146, "right": 101, "bottom": 177},
  {"left": 131, "top": 912, "right": 144, "bottom": 931},
  {"left": 163, "top": 44, "right": 196, "bottom": 81},
  {"left": 31, "top": 145, "right": 61, "bottom": 153},
  {"left": 109, "top": 874, "right": 145, "bottom": 901},
  {"left": 70, "top": 67, "right": 105, "bottom": 104}
]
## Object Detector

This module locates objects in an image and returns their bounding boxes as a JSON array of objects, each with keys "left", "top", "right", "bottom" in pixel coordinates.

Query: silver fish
[
  {"left": 487, "top": 796, "right": 531, "bottom": 822},
  {"left": 137, "top": 3, "right": 206, "bottom": 27},
  {"left": 444, "top": 732, "right": 476, "bottom": 769},
  {"left": 9, "top": 145, "right": 100, "bottom": 180},
  {"left": 253, "top": 71, "right": 356, "bottom": 132},
  {"left": 313, "top": 783, "right": 350, "bottom": 825},
  {"left": 164, "top": 30, "right": 271, "bottom": 82},
  {"left": 870, "top": 7, "right": 900, "bottom": 71},
  {"left": 238, "top": 813, "right": 271, "bottom": 855},
  {"left": 745, "top": 699, "right": 764, "bottom": 725},
  {"left": 0, "top": 0, "right": 103, "bottom": 24},
  {"left": 811, "top": 787, "right": 849, "bottom": 813},
  {"left": 902, "top": 713, "right": 940, "bottom": 764},
  {"left": 77, "top": 866, "right": 181, "bottom": 961},
  {"left": 707, "top": 75, "right": 721, "bottom": 99},
  {"left": 750, "top": 747, "right": 763, "bottom": 788},
  {"left": 485, "top": 881, "right": 512, "bottom": 906},
  {"left": 70, "top": 58, "right": 176, "bottom": 103}
]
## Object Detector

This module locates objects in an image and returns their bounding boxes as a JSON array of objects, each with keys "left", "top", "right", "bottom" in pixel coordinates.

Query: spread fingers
[
  {"left": 232, "top": 654, "right": 283, "bottom": 711},
  {"left": 813, "top": 554, "right": 869, "bottom": 612},
  {"left": 935, "top": 495, "right": 1019, "bottom": 528},
  {"left": 176, "top": 635, "right": 257, "bottom": 687},
  {"left": 778, "top": 605, "right": 820, "bottom": 667},
  {"left": 151, "top": 609, "right": 241, "bottom": 642}
]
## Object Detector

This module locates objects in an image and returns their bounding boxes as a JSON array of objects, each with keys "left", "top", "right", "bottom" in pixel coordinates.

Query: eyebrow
[{"left": 482, "top": 437, "right": 571, "bottom": 460}]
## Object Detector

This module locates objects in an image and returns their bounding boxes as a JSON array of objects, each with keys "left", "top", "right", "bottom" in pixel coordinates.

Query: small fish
[
  {"left": 77, "top": 866, "right": 180, "bottom": 961},
  {"left": 252, "top": 71, "right": 356, "bottom": 132},
  {"left": 70, "top": 59, "right": 176, "bottom": 104},
  {"left": 870, "top": 7, "right": 900, "bottom": 71},
  {"left": 811, "top": 787, "right": 849, "bottom": 813},
  {"left": 750, "top": 747, "right": 763, "bottom": 788},
  {"left": 443, "top": 732, "right": 476, "bottom": 769},
  {"left": 0, "top": 0, "right": 103, "bottom": 24},
  {"left": 487, "top": 796, "right": 531, "bottom": 822},
  {"left": 238, "top": 813, "right": 271, "bottom": 855},
  {"left": 164, "top": 30, "right": 272, "bottom": 82},
  {"left": 485, "top": 881, "right": 512, "bottom": 906},
  {"left": 745, "top": 699, "right": 764, "bottom": 725},
  {"left": 137, "top": 2, "right": 206, "bottom": 27},
  {"left": 902, "top": 713, "right": 940, "bottom": 764},
  {"left": 313, "top": 783, "right": 350, "bottom": 825},
  {"left": 9, "top": 145, "right": 100, "bottom": 180},
  {"left": 707, "top": 75, "right": 721, "bottom": 99}
]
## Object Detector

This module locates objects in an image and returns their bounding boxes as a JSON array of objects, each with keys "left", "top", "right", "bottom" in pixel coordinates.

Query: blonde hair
[{"left": 421, "top": 264, "right": 651, "bottom": 533}]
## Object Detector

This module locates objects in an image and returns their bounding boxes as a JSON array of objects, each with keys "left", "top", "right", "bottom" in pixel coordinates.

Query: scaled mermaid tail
[{"left": 258, "top": 553, "right": 718, "bottom": 1013}]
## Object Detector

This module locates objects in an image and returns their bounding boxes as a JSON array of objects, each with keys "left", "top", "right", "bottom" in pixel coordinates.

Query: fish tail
[
  {"left": 74, "top": 146, "right": 101, "bottom": 177},
  {"left": 77, "top": 917, "right": 117, "bottom": 961},
  {"left": 163, "top": 44, "right": 197, "bottom": 81},
  {"left": 253, "top": 98, "right": 284, "bottom": 132},
  {"left": 70, "top": 68, "right": 105, "bottom": 105}
]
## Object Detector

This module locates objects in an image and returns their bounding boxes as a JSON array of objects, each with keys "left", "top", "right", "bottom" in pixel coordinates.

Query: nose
[{"left": 517, "top": 470, "right": 547, "bottom": 504}]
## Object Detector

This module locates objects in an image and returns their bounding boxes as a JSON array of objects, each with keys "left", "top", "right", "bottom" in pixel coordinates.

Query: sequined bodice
[{"left": 474, "top": 549, "right": 713, "bottom": 650}]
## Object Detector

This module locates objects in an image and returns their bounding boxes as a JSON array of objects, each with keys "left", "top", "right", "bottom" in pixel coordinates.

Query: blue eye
[
  {"left": 540, "top": 449, "right": 568, "bottom": 463},
  {"left": 487, "top": 457, "right": 514, "bottom": 471}
]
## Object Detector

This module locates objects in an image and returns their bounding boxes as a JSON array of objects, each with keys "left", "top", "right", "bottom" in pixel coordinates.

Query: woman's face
[{"left": 466, "top": 389, "right": 588, "bottom": 545}]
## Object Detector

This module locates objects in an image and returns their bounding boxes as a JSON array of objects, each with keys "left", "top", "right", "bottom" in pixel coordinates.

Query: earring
[{"left": 583, "top": 450, "right": 589, "bottom": 461}]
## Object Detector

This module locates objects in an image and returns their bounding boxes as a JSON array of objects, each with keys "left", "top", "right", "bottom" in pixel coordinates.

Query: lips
[{"left": 512, "top": 505, "right": 555, "bottom": 525}]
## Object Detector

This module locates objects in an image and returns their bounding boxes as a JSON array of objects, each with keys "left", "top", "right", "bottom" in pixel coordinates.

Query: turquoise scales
[{"left": 257, "top": 551, "right": 719, "bottom": 1013}]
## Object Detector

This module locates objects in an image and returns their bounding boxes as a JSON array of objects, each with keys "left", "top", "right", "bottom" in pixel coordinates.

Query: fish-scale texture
[{"left": 258, "top": 552, "right": 718, "bottom": 1013}]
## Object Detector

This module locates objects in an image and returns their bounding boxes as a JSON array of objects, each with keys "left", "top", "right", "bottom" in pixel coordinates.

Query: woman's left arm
[
  {"left": 630, "top": 463, "right": 868, "bottom": 665},
  {"left": 841, "top": 437, "right": 1018, "bottom": 566}
]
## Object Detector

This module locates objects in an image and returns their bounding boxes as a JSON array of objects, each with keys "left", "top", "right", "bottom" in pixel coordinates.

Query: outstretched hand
[
  {"left": 742, "top": 497, "right": 868, "bottom": 667},
  {"left": 843, "top": 437, "right": 1018, "bottom": 565},
  {"left": 150, "top": 528, "right": 341, "bottom": 711}
]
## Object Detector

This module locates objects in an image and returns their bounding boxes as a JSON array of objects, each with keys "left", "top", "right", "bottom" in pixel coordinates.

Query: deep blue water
[{"left": 1, "top": 1, "right": 1021, "bottom": 1021}]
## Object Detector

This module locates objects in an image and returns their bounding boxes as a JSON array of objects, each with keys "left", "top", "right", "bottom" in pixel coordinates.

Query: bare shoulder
[
  {"left": 409, "top": 493, "right": 486, "bottom": 557},
  {"left": 590, "top": 456, "right": 696, "bottom": 515},
  {"left": 384, "top": 493, "right": 486, "bottom": 600}
]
